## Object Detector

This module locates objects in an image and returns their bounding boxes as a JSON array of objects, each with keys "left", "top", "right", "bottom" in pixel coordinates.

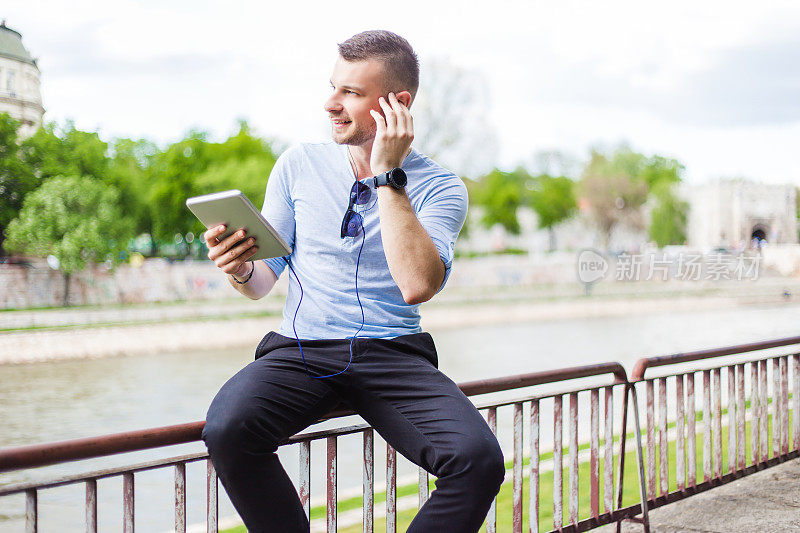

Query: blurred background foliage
[
  {"left": 0, "top": 111, "right": 689, "bottom": 282},
  {"left": 0, "top": 114, "right": 279, "bottom": 261},
  {"left": 5, "top": 175, "right": 132, "bottom": 305}
]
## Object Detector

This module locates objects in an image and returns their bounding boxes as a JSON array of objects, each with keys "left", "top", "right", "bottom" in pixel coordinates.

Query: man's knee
[
  {"left": 477, "top": 438, "right": 507, "bottom": 492},
  {"left": 447, "top": 434, "right": 506, "bottom": 490},
  {"left": 202, "top": 395, "right": 276, "bottom": 459}
]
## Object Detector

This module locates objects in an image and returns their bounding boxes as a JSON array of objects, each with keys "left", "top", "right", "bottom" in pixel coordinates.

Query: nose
[{"left": 324, "top": 93, "right": 342, "bottom": 114}]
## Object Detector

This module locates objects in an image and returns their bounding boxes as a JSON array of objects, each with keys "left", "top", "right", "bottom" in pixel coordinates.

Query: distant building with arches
[
  {"left": 0, "top": 21, "right": 43, "bottom": 137},
  {"left": 457, "top": 177, "right": 798, "bottom": 256},
  {"left": 681, "top": 178, "right": 798, "bottom": 251}
]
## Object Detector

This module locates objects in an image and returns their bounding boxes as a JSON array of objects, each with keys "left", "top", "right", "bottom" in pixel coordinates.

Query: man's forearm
[
  {"left": 228, "top": 260, "right": 278, "bottom": 300},
  {"left": 377, "top": 186, "right": 444, "bottom": 304}
]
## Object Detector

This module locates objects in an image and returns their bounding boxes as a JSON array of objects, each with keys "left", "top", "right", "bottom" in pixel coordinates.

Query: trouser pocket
[
  {"left": 254, "top": 331, "right": 276, "bottom": 360},
  {"left": 377, "top": 332, "right": 439, "bottom": 368}
]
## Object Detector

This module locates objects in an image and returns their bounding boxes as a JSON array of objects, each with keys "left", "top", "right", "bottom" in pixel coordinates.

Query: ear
[{"left": 395, "top": 91, "right": 412, "bottom": 108}]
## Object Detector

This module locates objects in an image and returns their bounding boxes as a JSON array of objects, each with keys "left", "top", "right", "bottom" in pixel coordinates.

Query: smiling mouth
[{"left": 331, "top": 119, "right": 352, "bottom": 126}]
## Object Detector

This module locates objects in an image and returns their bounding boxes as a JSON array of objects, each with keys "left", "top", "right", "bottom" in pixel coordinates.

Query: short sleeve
[
  {"left": 260, "top": 149, "right": 296, "bottom": 278},
  {"left": 416, "top": 177, "right": 469, "bottom": 293}
]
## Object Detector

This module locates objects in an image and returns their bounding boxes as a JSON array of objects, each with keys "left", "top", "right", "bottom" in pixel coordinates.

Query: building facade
[
  {"left": 0, "top": 21, "right": 43, "bottom": 138},
  {"left": 458, "top": 177, "right": 798, "bottom": 255},
  {"left": 680, "top": 178, "right": 798, "bottom": 251}
]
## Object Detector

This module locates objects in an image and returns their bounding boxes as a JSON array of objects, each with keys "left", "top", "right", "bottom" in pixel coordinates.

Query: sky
[{"left": 4, "top": 0, "right": 800, "bottom": 184}]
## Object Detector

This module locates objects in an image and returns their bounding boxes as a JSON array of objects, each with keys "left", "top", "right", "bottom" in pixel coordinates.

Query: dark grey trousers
[{"left": 202, "top": 331, "right": 505, "bottom": 532}]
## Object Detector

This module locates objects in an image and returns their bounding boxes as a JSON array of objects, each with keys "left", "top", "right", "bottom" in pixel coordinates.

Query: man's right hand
[{"left": 204, "top": 225, "right": 259, "bottom": 277}]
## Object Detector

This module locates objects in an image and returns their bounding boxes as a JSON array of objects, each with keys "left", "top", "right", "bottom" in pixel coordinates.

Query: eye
[{"left": 330, "top": 84, "right": 357, "bottom": 96}]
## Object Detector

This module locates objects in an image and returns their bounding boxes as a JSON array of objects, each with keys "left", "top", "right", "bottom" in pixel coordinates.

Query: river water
[{"left": 1, "top": 301, "right": 799, "bottom": 532}]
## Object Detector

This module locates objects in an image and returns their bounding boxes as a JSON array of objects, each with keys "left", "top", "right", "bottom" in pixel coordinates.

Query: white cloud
[{"left": 3, "top": 0, "right": 800, "bottom": 183}]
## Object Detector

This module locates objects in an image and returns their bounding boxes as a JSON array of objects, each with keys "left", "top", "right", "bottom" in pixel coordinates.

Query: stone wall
[
  {"left": 3, "top": 248, "right": 799, "bottom": 310},
  {"left": 0, "top": 258, "right": 287, "bottom": 309}
]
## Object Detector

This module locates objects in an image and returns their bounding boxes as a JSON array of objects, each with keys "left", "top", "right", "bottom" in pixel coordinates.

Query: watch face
[{"left": 390, "top": 168, "right": 407, "bottom": 187}]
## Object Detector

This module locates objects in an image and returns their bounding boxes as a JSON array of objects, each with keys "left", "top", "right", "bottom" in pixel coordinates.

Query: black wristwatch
[{"left": 373, "top": 167, "right": 407, "bottom": 190}]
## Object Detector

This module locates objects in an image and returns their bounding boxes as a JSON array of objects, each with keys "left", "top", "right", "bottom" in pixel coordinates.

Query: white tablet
[{"left": 186, "top": 189, "right": 291, "bottom": 261}]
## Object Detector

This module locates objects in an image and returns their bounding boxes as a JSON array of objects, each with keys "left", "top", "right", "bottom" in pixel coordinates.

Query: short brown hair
[{"left": 338, "top": 30, "right": 420, "bottom": 101}]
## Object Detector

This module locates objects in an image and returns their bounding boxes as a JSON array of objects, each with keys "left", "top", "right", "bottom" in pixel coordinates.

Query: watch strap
[
  {"left": 373, "top": 172, "right": 389, "bottom": 188},
  {"left": 373, "top": 168, "right": 406, "bottom": 189}
]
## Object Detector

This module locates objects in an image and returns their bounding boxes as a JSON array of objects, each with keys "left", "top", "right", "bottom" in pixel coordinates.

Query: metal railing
[
  {"left": 3, "top": 335, "right": 798, "bottom": 533},
  {"left": 629, "top": 335, "right": 800, "bottom": 524},
  {"left": 0, "top": 361, "right": 648, "bottom": 533},
  {"left": 462, "top": 362, "right": 639, "bottom": 533}
]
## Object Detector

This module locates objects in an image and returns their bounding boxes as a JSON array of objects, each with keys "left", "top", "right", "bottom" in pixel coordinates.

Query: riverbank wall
[{"left": 2, "top": 247, "right": 799, "bottom": 310}]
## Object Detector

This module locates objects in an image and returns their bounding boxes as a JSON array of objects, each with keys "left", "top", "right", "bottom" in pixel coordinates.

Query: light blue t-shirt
[{"left": 260, "top": 142, "right": 468, "bottom": 340}]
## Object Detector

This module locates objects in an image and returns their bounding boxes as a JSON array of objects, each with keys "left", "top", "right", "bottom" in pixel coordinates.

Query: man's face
[{"left": 324, "top": 57, "right": 387, "bottom": 147}]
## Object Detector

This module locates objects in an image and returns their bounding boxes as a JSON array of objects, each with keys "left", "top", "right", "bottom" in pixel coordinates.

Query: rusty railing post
[{"left": 627, "top": 383, "right": 651, "bottom": 533}]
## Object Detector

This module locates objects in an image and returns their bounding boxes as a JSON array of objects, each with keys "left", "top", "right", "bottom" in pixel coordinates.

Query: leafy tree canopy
[
  {"left": 147, "top": 122, "right": 278, "bottom": 242},
  {"left": 648, "top": 182, "right": 689, "bottom": 247},
  {"left": 587, "top": 144, "right": 684, "bottom": 190},
  {"left": 21, "top": 120, "right": 110, "bottom": 183},
  {"left": 5, "top": 175, "right": 134, "bottom": 276},
  {"left": 528, "top": 174, "right": 577, "bottom": 230},
  {"left": 471, "top": 168, "right": 532, "bottom": 234},
  {"left": 579, "top": 146, "right": 685, "bottom": 248},
  {"left": 0, "top": 113, "right": 36, "bottom": 251},
  {"left": 107, "top": 137, "right": 159, "bottom": 236}
]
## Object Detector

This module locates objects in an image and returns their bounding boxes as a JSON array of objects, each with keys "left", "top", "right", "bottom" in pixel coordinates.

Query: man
[{"left": 201, "top": 30, "right": 504, "bottom": 532}]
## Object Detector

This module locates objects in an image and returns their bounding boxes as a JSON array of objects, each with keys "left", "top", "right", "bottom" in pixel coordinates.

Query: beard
[{"left": 331, "top": 119, "right": 375, "bottom": 146}]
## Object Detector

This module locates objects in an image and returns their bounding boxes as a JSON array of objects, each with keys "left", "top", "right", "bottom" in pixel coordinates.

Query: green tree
[
  {"left": 471, "top": 168, "right": 530, "bottom": 234},
  {"left": 0, "top": 113, "right": 36, "bottom": 255},
  {"left": 459, "top": 177, "right": 483, "bottom": 239},
  {"left": 5, "top": 176, "right": 134, "bottom": 306},
  {"left": 147, "top": 130, "right": 215, "bottom": 244},
  {"left": 193, "top": 121, "right": 277, "bottom": 208},
  {"left": 579, "top": 146, "right": 684, "bottom": 249},
  {"left": 18, "top": 120, "right": 152, "bottom": 252},
  {"left": 528, "top": 174, "right": 577, "bottom": 251},
  {"left": 147, "top": 122, "right": 278, "bottom": 248},
  {"left": 579, "top": 152, "right": 648, "bottom": 249},
  {"left": 107, "top": 137, "right": 159, "bottom": 239},
  {"left": 194, "top": 157, "right": 273, "bottom": 207},
  {"left": 648, "top": 183, "right": 689, "bottom": 247},
  {"left": 796, "top": 186, "right": 800, "bottom": 242},
  {"left": 588, "top": 145, "right": 683, "bottom": 191},
  {"left": 21, "top": 120, "right": 110, "bottom": 182},
  {"left": 207, "top": 120, "right": 277, "bottom": 162}
]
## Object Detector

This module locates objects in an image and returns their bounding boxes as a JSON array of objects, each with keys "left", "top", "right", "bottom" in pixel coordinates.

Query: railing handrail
[
  {"left": 0, "top": 360, "right": 626, "bottom": 473},
  {"left": 459, "top": 361, "right": 628, "bottom": 395},
  {"left": 631, "top": 335, "right": 800, "bottom": 381},
  {"left": 0, "top": 421, "right": 203, "bottom": 473}
]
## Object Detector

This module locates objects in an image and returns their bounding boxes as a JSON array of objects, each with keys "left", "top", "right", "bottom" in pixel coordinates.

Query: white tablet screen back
[{"left": 186, "top": 189, "right": 291, "bottom": 261}]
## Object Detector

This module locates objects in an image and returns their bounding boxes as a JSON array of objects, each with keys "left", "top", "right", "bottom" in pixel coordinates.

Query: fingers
[
  {"left": 203, "top": 224, "right": 226, "bottom": 247},
  {"left": 207, "top": 228, "right": 244, "bottom": 260},
  {"left": 370, "top": 93, "right": 413, "bottom": 172},
  {"left": 218, "top": 238, "right": 259, "bottom": 274},
  {"left": 377, "top": 97, "right": 397, "bottom": 131},
  {"left": 207, "top": 227, "right": 255, "bottom": 261},
  {"left": 387, "top": 92, "right": 413, "bottom": 133},
  {"left": 222, "top": 245, "right": 259, "bottom": 276},
  {"left": 370, "top": 109, "right": 386, "bottom": 134}
]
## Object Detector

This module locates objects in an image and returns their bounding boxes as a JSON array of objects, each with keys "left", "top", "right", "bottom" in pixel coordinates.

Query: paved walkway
[
  {"left": 607, "top": 458, "right": 800, "bottom": 532},
  {"left": 0, "top": 297, "right": 282, "bottom": 329}
]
